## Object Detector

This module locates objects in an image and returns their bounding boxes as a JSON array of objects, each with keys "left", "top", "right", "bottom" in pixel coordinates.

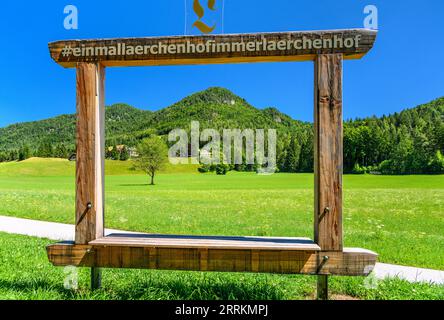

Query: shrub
[
  {"left": 198, "top": 166, "right": 210, "bottom": 173},
  {"left": 234, "top": 164, "right": 246, "bottom": 172},
  {"left": 119, "top": 146, "right": 130, "bottom": 161},
  {"left": 352, "top": 163, "right": 366, "bottom": 174},
  {"left": 378, "top": 160, "right": 396, "bottom": 175},
  {"left": 216, "top": 164, "right": 229, "bottom": 175},
  {"left": 428, "top": 151, "right": 444, "bottom": 174},
  {"left": 198, "top": 164, "right": 217, "bottom": 173}
]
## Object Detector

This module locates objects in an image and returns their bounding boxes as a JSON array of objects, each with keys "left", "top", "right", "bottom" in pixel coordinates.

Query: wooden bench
[{"left": 47, "top": 234, "right": 376, "bottom": 275}]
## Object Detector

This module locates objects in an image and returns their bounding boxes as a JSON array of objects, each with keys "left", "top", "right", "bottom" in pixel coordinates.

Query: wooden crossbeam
[
  {"left": 46, "top": 238, "right": 377, "bottom": 276},
  {"left": 49, "top": 29, "right": 377, "bottom": 68}
]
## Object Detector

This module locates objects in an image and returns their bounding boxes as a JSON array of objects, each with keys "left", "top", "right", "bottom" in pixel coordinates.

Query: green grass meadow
[{"left": 0, "top": 158, "right": 443, "bottom": 300}]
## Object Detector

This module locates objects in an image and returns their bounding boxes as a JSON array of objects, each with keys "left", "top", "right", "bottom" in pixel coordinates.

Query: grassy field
[
  {"left": 0, "top": 158, "right": 443, "bottom": 300},
  {"left": 0, "top": 157, "right": 199, "bottom": 176},
  {"left": 1, "top": 232, "right": 443, "bottom": 300}
]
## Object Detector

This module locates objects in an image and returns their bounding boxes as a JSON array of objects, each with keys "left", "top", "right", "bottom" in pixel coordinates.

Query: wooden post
[
  {"left": 75, "top": 62, "right": 105, "bottom": 289},
  {"left": 317, "top": 275, "right": 329, "bottom": 300},
  {"left": 314, "top": 54, "right": 343, "bottom": 300},
  {"left": 91, "top": 267, "right": 102, "bottom": 290}
]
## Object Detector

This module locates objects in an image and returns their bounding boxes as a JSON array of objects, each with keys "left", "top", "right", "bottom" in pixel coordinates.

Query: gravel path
[{"left": 1, "top": 215, "right": 443, "bottom": 285}]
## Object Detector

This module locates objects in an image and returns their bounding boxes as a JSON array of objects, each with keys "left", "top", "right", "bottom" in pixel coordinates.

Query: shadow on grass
[
  {"left": 117, "top": 184, "right": 152, "bottom": 187},
  {"left": 106, "top": 272, "right": 289, "bottom": 300},
  {"left": 0, "top": 278, "right": 83, "bottom": 299},
  {"left": 0, "top": 272, "right": 289, "bottom": 300}
]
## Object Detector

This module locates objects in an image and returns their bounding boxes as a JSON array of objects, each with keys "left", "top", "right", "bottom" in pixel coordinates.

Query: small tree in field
[{"left": 133, "top": 136, "right": 168, "bottom": 185}]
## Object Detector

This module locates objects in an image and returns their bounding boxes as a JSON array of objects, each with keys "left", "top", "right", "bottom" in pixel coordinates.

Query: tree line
[
  {"left": 0, "top": 142, "right": 131, "bottom": 162},
  {"left": 0, "top": 89, "right": 442, "bottom": 175},
  {"left": 342, "top": 97, "right": 444, "bottom": 174},
  {"left": 203, "top": 97, "right": 444, "bottom": 175},
  {"left": 0, "top": 142, "right": 73, "bottom": 162}
]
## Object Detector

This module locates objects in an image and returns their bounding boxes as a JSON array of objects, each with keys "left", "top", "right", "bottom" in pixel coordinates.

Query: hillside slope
[
  {"left": 0, "top": 87, "right": 304, "bottom": 152},
  {"left": 0, "top": 103, "right": 153, "bottom": 152},
  {"left": 0, "top": 88, "right": 443, "bottom": 174},
  {"left": 0, "top": 157, "right": 199, "bottom": 176}
]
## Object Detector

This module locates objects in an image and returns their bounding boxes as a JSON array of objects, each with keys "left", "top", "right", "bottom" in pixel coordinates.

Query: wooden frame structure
[{"left": 46, "top": 29, "right": 378, "bottom": 299}]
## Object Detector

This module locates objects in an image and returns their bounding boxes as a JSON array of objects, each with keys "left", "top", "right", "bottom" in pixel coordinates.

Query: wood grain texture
[
  {"left": 88, "top": 234, "right": 321, "bottom": 251},
  {"left": 314, "top": 54, "right": 343, "bottom": 251},
  {"left": 317, "top": 275, "right": 329, "bottom": 300},
  {"left": 48, "top": 30, "right": 379, "bottom": 282},
  {"left": 90, "top": 267, "right": 102, "bottom": 290},
  {"left": 46, "top": 240, "right": 377, "bottom": 276},
  {"left": 75, "top": 63, "right": 105, "bottom": 244},
  {"left": 49, "top": 29, "right": 377, "bottom": 68}
]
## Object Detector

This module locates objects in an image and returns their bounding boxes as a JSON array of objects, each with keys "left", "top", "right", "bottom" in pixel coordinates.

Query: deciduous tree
[{"left": 133, "top": 136, "right": 168, "bottom": 185}]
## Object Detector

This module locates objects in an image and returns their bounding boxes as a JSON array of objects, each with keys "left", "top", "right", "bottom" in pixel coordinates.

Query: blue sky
[{"left": 0, "top": 0, "right": 443, "bottom": 127}]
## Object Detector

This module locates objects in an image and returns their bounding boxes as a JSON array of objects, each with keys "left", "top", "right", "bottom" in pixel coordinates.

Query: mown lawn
[
  {"left": 0, "top": 232, "right": 443, "bottom": 300},
  {"left": 0, "top": 158, "right": 443, "bottom": 300},
  {"left": 0, "top": 159, "right": 443, "bottom": 269},
  {"left": 0, "top": 157, "right": 199, "bottom": 176}
]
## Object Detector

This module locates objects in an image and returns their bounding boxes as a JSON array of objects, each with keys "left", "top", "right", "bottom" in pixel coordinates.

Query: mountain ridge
[{"left": 0, "top": 87, "right": 305, "bottom": 151}]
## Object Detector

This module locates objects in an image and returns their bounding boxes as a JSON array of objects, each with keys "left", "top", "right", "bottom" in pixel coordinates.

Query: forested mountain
[
  {"left": 344, "top": 97, "right": 444, "bottom": 174},
  {"left": 1, "top": 87, "right": 443, "bottom": 174},
  {"left": 0, "top": 103, "right": 153, "bottom": 154}
]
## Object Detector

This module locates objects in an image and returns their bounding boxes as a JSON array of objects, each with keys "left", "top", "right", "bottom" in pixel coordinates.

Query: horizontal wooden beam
[
  {"left": 88, "top": 234, "right": 322, "bottom": 251},
  {"left": 47, "top": 242, "right": 377, "bottom": 276},
  {"left": 49, "top": 29, "right": 377, "bottom": 68}
]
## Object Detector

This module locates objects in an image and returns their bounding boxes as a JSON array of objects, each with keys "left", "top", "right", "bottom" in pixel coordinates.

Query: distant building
[
  {"left": 107, "top": 145, "right": 138, "bottom": 159},
  {"left": 128, "top": 147, "right": 138, "bottom": 158},
  {"left": 108, "top": 145, "right": 126, "bottom": 153}
]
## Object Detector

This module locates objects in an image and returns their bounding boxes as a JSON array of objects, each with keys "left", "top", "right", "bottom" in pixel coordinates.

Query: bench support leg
[
  {"left": 317, "top": 275, "right": 328, "bottom": 300},
  {"left": 91, "top": 267, "right": 102, "bottom": 290}
]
